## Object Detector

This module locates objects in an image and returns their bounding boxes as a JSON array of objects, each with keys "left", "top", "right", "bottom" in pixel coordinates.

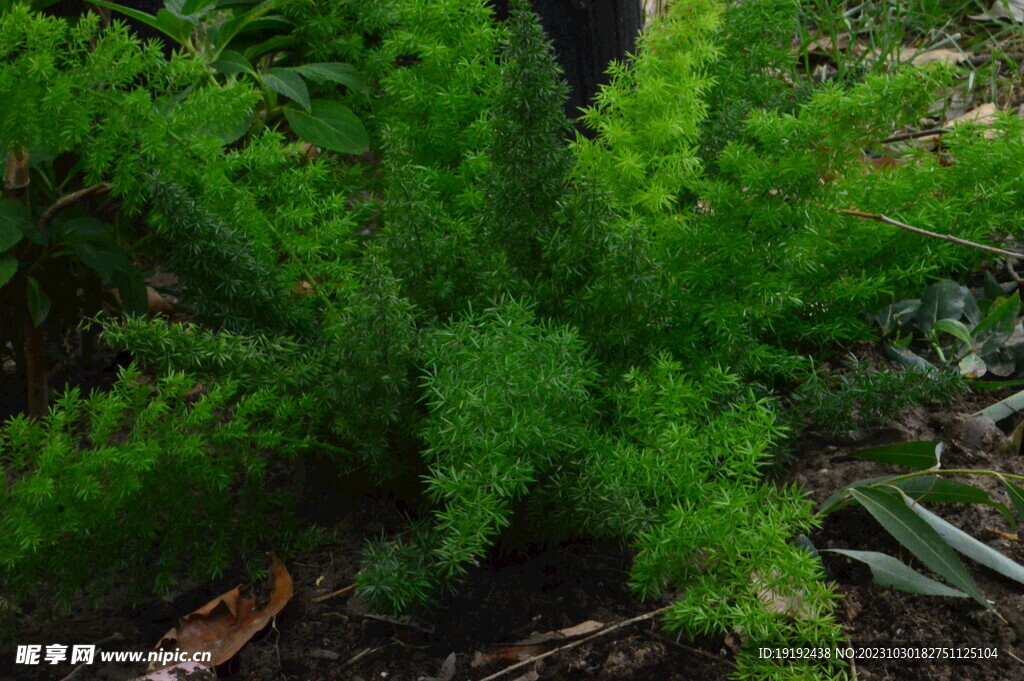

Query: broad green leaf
[
  {"left": 70, "top": 241, "right": 131, "bottom": 283},
  {"left": 854, "top": 441, "right": 942, "bottom": 470},
  {"left": 155, "top": 9, "right": 196, "bottom": 44},
  {"left": 0, "top": 199, "right": 30, "bottom": 251},
  {"left": 25, "top": 277, "right": 50, "bottom": 326},
  {"left": 975, "top": 388, "right": 1024, "bottom": 423},
  {"left": 885, "top": 344, "right": 937, "bottom": 373},
  {"left": 973, "top": 292, "right": 1020, "bottom": 340},
  {"left": 1001, "top": 477, "right": 1024, "bottom": 523},
  {"left": 849, "top": 487, "right": 990, "bottom": 608},
  {"left": 291, "top": 62, "right": 365, "bottom": 91},
  {"left": 164, "top": 0, "right": 190, "bottom": 18},
  {"left": 825, "top": 549, "right": 969, "bottom": 598},
  {"left": 904, "top": 492, "right": 1024, "bottom": 586},
  {"left": 0, "top": 255, "right": 17, "bottom": 288},
  {"left": 238, "top": 15, "right": 294, "bottom": 34},
  {"left": 211, "top": 50, "right": 256, "bottom": 76},
  {"left": 915, "top": 280, "right": 972, "bottom": 329},
  {"left": 983, "top": 272, "right": 1017, "bottom": 302},
  {"left": 283, "top": 99, "right": 369, "bottom": 154},
  {"left": 264, "top": 68, "right": 310, "bottom": 111},
  {"left": 59, "top": 217, "right": 109, "bottom": 242},
  {"left": 242, "top": 34, "right": 295, "bottom": 61},
  {"left": 210, "top": 0, "right": 278, "bottom": 61},
  {"left": 873, "top": 298, "right": 920, "bottom": 334},
  {"left": 933, "top": 318, "right": 972, "bottom": 345},
  {"left": 179, "top": 0, "right": 218, "bottom": 17}
]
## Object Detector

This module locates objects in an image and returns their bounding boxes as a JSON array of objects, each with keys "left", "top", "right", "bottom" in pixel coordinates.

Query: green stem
[{"left": 881, "top": 468, "right": 1024, "bottom": 484}]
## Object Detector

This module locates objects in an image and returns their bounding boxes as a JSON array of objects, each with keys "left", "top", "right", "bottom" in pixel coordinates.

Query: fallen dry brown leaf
[
  {"left": 948, "top": 102, "right": 998, "bottom": 127},
  {"left": 972, "top": 0, "right": 1024, "bottom": 23},
  {"left": 147, "top": 555, "right": 293, "bottom": 671},
  {"left": 753, "top": 572, "right": 813, "bottom": 619},
  {"left": 909, "top": 48, "right": 968, "bottom": 66}
]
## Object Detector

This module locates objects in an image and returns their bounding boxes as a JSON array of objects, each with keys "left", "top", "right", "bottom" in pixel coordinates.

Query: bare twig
[
  {"left": 1006, "top": 259, "right": 1023, "bottom": 286},
  {"left": 476, "top": 607, "right": 670, "bottom": 681},
  {"left": 341, "top": 644, "right": 391, "bottom": 669},
  {"left": 652, "top": 631, "right": 732, "bottom": 667},
  {"left": 58, "top": 633, "right": 126, "bottom": 681},
  {"left": 838, "top": 208, "right": 1024, "bottom": 262},
  {"left": 310, "top": 583, "right": 355, "bottom": 603},
  {"left": 38, "top": 182, "right": 110, "bottom": 229},
  {"left": 985, "top": 527, "right": 1020, "bottom": 542},
  {"left": 58, "top": 663, "right": 90, "bottom": 681},
  {"left": 880, "top": 128, "right": 949, "bottom": 144}
]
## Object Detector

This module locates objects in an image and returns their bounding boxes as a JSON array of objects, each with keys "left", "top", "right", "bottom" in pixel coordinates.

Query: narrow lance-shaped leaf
[
  {"left": 1001, "top": 476, "right": 1024, "bottom": 524},
  {"left": 825, "top": 549, "right": 969, "bottom": 599},
  {"left": 975, "top": 388, "right": 1024, "bottom": 423},
  {"left": 819, "top": 475, "right": 895, "bottom": 515},
  {"left": 848, "top": 487, "right": 990, "bottom": 608},
  {"left": 894, "top": 476, "right": 995, "bottom": 505},
  {"left": 89, "top": 1, "right": 194, "bottom": 46},
  {"left": 902, "top": 490, "right": 1024, "bottom": 586},
  {"left": 894, "top": 476, "right": 1016, "bottom": 529},
  {"left": 822, "top": 476, "right": 1015, "bottom": 528},
  {"left": 854, "top": 441, "right": 942, "bottom": 470}
]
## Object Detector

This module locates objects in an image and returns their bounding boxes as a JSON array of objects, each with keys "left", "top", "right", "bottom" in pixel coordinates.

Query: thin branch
[
  {"left": 838, "top": 208, "right": 1024, "bottom": 262},
  {"left": 310, "top": 583, "right": 355, "bottom": 603},
  {"left": 985, "top": 527, "right": 1020, "bottom": 543},
  {"left": 476, "top": 607, "right": 669, "bottom": 681},
  {"left": 879, "top": 128, "right": 949, "bottom": 144},
  {"left": 1006, "top": 259, "right": 1023, "bottom": 285},
  {"left": 340, "top": 644, "right": 391, "bottom": 670},
  {"left": 652, "top": 631, "right": 732, "bottom": 667},
  {"left": 58, "top": 633, "right": 125, "bottom": 681},
  {"left": 38, "top": 182, "right": 110, "bottom": 229}
]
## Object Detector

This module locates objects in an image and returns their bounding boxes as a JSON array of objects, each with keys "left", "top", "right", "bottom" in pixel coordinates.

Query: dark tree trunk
[{"left": 490, "top": 0, "right": 644, "bottom": 119}]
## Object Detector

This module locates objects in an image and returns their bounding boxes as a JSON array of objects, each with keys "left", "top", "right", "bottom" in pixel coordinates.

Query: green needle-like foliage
[
  {"left": 9, "top": 2, "right": 1024, "bottom": 678},
  {"left": 357, "top": 300, "right": 596, "bottom": 604},
  {"left": 0, "top": 366, "right": 305, "bottom": 605},
  {"left": 481, "top": 0, "right": 572, "bottom": 282}
]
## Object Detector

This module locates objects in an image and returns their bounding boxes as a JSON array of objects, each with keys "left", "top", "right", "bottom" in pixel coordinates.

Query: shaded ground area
[
  {"left": 6, "top": 351, "right": 1024, "bottom": 681},
  {"left": 790, "top": 386, "right": 1024, "bottom": 681}
]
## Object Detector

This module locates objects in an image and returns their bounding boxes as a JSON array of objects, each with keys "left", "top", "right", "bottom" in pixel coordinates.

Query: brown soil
[{"left": 5, "top": 360, "right": 1024, "bottom": 681}]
